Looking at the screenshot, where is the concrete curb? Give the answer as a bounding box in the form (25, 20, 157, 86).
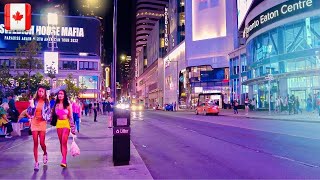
(219, 113, 320, 123)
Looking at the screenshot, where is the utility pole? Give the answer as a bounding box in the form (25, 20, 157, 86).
(112, 0, 117, 102)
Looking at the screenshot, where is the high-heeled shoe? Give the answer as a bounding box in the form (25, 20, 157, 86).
(60, 161, 67, 168)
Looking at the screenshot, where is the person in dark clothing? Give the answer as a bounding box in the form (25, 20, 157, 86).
(89, 102, 93, 116)
(105, 97, 114, 128)
(7, 99, 19, 123)
(93, 103, 97, 122)
(102, 101, 107, 115)
(233, 100, 239, 114)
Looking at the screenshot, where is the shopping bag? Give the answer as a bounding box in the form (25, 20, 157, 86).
(11, 123, 21, 136)
(70, 136, 80, 157)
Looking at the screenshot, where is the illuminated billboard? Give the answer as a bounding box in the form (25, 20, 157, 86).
(44, 52, 59, 74)
(237, 0, 254, 28)
(192, 0, 227, 41)
(79, 76, 98, 89)
(0, 13, 101, 55)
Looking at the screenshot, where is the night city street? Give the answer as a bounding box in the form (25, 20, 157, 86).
(1, 0, 320, 179)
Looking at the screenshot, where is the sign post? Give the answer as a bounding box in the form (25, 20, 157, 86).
(265, 74, 274, 114)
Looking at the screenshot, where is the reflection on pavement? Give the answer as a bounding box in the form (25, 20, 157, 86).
(132, 111, 144, 121)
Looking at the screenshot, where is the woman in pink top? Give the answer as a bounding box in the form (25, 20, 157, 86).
(53, 90, 75, 168)
(72, 99, 81, 133)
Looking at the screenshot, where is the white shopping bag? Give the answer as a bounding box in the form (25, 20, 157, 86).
(11, 123, 21, 136)
(70, 135, 80, 157)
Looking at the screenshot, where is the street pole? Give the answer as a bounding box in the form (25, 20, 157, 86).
(176, 61, 179, 111)
(112, 0, 117, 102)
(268, 78, 271, 115)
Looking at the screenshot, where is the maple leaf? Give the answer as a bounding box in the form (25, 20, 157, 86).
(12, 11, 23, 23)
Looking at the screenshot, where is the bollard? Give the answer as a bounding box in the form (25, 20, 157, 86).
(112, 107, 130, 166)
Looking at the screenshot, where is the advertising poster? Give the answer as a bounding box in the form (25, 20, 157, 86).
(0, 13, 101, 55)
(79, 75, 98, 89)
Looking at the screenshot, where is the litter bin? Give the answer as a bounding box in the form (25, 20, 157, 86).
(112, 108, 130, 166)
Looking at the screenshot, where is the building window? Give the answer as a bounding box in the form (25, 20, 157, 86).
(0, 59, 13, 68)
(59, 61, 77, 70)
(79, 61, 98, 70)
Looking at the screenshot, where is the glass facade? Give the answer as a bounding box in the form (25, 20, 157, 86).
(183, 66, 230, 108)
(244, 15, 320, 109)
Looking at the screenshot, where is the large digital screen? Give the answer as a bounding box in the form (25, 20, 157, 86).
(0, 13, 101, 55)
(237, 0, 254, 28)
(79, 76, 98, 89)
(192, 0, 227, 41)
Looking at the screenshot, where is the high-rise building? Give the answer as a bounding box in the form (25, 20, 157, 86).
(135, 0, 169, 76)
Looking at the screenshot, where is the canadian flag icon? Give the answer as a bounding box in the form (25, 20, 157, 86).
(4, 3, 31, 31)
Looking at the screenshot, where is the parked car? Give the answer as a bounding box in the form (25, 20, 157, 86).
(164, 104, 174, 111)
(195, 101, 219, 115)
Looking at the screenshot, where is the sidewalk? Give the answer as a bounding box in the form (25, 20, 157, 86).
(0, 115, 153, 179)
(174, 108, 320, 123)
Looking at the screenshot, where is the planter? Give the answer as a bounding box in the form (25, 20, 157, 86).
(15, 101, 29, 114)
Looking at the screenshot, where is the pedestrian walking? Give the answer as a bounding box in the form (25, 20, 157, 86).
(295, 96, 302, 114)
(53, 90, 76, 168)
(275, 97, 281, 113)
(106, 97, 114, 128)
(27, 86, 51, 170)
(72, 99, 81, 133)
(233, 100, 239, 114)
(93, 102, 98, 122)
(88, 101, 93, 116)
(244, 97, 249, 115)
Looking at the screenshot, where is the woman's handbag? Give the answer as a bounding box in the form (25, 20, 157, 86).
(50, 113, 57, 126)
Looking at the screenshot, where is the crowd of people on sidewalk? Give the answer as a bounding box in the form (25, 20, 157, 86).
(0, 85, 115, 171)
(230, 92, 320, 116)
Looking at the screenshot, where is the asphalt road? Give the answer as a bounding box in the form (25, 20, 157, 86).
(130, 110, 320, 179)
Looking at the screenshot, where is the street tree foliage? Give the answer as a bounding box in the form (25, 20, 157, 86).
(11, 38, 42, 93)
(14, 72, 50, 95)
(0, 63, 13, 97)
(45, 61, 57, 85)
(64, 74, 87, 99)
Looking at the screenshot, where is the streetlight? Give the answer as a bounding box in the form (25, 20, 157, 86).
(120, 55, 126, 61)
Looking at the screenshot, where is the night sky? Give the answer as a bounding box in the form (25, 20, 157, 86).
(100, 0, 134, 65)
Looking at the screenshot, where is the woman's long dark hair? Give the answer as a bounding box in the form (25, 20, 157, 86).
(35, 86, 49, 105)
(54, 90, 70, 109)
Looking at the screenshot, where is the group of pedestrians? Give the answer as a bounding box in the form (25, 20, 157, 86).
(27, 86, 76, 170)
(1, 85, 116, 171)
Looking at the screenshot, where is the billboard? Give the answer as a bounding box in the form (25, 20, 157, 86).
(44, 52, 59, 74)
(200, 69, 225, 81)
(237, 0, 254, 28)
(192, 0, 226, 41)
(0, 13, 101, 55)
(79, 75, 98, 90)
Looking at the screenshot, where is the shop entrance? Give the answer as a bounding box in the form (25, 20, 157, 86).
(198, 93, 222, 108)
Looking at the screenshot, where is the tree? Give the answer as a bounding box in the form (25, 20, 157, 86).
(0, 63, 13, 97)
(14, 72, 50, 95)
(45, 61, 57, 88)
(11, 39, 42, 93)
(65, 74, 87, 99)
